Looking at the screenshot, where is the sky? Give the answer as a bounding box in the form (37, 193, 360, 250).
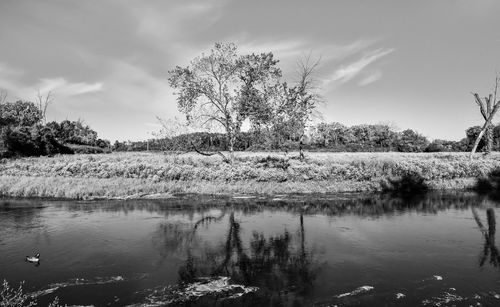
(1, 0, 500, 142)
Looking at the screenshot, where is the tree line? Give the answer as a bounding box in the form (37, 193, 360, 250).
(0, 95, 110, 158)
(112, 122, 493, 153)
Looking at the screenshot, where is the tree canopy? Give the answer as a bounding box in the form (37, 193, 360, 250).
(168, 43, 321, 161)
(168, 43, 282, 158)
(0, 100, 42, 127)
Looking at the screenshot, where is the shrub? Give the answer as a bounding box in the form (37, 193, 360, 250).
(255, 156, 290, 170)
(474, 168, 500, 192)
(381, 171, 429, 193)
(2, 125, 73, 157)
(67, 144, 109, 154)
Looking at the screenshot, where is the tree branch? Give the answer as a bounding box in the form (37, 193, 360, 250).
(473, 93, 488, 120)
(190, 141, 230, 163)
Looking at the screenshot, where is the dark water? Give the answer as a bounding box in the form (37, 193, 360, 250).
(1, 192, 500, 306)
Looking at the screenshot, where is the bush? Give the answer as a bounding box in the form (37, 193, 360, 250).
(2, 125, 73, 157)
(474, 168, 500, 192)
(67, 144, 110, 154)
(381, 171, 429, 193)
(256, 155, 290, 170)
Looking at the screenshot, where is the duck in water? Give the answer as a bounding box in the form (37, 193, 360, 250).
(26, 253, 40, 265)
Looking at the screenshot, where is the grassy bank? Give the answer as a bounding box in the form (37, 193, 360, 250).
(0, 151, 498, 199)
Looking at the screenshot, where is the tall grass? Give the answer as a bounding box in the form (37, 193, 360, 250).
(0, 152, 497, 198)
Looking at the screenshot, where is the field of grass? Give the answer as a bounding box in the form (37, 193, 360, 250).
(0, 151, 499, 199)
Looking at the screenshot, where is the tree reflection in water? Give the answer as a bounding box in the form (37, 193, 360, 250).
(472, 207, 500, 267)
(176, 211, 317, 306)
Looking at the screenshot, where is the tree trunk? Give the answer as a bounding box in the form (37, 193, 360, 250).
(485, 124, 493, 154)
(299, 140, 305, 160)
(470, 128, 487, 159)
(487, 208, 496, 238)
(228, 132, 235, 163)
(470, 106, 499, 159)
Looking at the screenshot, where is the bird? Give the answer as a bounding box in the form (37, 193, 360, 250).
(26, 253, 40, 263)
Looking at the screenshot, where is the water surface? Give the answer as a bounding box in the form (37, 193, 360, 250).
(1, 192, 500, 306)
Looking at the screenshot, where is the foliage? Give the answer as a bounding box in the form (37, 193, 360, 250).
(425, 139, 466, 152)
(395, 129, 429, 152)
(466, 126, 486, 152)
(474, 168, 500, 192)
(167, 43, 323, 159)
(0, 101, 42, 128)
(248, 56, 322, 152)
(3, 125, 73, 157)
(0, 100, 107, 157)
(67, 144, 110, 154)
(143, 120, 500, 154)
(381, 171, 429, 193)
(0, 280, 35, 307)
(0, 279, 62, 307)
(168, 43, 282, 156)
(46, 120, 99, 146)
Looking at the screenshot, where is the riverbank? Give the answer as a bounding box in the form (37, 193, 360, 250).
(0, 151, 498, 199)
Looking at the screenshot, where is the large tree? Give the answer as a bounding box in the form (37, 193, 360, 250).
(168, 43, 281, 161)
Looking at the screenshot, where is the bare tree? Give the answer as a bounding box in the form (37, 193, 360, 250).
(470, 75, 500, 160)
(295, 54, 323, 160)
(35, 89, 54, 124)
(0, 89, 7, 104)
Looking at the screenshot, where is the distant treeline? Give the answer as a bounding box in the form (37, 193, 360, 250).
(1, 99, 496, 157)
(113, 123, 497, 153)
(0, 100, 110, 157)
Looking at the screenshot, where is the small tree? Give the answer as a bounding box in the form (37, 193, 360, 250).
(470, 75, 500, 159)
(395, 129, 429, 152)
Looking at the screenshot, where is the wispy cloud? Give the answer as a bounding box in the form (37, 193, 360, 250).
(324, 48, 394, 86)
(0, 62, 103, 102)
(321, 39, 377, 63)
(37, 78, 103, 96)
(130, 0, 226, 41)
(358, 71, 383, 86)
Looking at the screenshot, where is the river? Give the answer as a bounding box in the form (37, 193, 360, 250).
(1, 192, 500, 306)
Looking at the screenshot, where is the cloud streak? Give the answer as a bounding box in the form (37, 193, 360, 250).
(324, 48, 394, 86)
(358, 71, 383, 86)
(0, 62, 103, 106)
(37, 78, 103, 96)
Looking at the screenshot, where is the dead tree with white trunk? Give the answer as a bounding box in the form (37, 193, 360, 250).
(470, 76, 500, 160)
